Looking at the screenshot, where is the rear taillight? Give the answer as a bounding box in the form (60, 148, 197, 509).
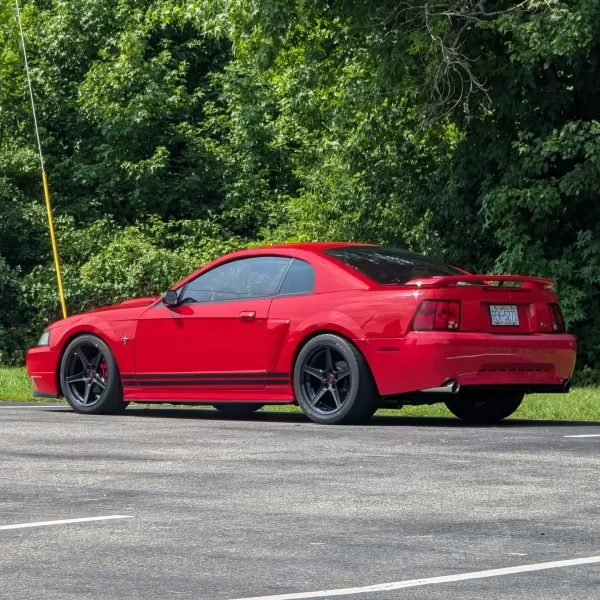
(548, 303, 566, 333)
(413, 300, 461, 331)
(413, 300, 436, 330)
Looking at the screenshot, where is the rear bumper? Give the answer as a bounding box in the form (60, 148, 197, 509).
(356, 332, 577, 396)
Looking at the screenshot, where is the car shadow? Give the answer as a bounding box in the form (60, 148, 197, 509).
(105, 405, 600, 428)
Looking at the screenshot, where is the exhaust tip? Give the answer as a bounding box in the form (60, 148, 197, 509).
(445, 380, 460, 394)
(420, 380, 461, 394)
(563, 380, 573, 393)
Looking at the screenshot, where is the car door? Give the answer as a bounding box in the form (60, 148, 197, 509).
(134, 256, 292, 392)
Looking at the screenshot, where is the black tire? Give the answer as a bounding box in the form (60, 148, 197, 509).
(293, 334, 379, 424)
(212, 403, 264, 417)
(444, 390, 524, 424)
(60, 334, 129, 414)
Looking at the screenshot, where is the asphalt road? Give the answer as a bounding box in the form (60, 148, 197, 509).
(1, 402, 599, 600)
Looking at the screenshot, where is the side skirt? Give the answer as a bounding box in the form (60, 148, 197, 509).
(123, 390, 295, 403)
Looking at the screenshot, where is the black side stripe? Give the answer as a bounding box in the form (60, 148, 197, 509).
(121, 372, 288, 381)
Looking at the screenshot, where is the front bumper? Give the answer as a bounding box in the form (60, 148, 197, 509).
(356, 332, 577, 397)
(26, 345, 61, 397)
(33, 390, 59, 399)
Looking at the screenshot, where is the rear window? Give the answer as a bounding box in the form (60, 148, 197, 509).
(278, 259, 315, 296)
(324, 246, 463, 285)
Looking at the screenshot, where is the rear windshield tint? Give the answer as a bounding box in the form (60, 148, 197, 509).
(324, 246, 463, 285)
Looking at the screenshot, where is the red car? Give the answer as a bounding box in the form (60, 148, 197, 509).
(26, 243, 576, 424)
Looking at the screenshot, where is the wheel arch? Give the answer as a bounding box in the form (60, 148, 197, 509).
(289, 329, 379, 394)
(55, 329, 114, 397)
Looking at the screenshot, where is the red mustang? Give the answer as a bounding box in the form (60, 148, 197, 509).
(26, 243, 576, 424)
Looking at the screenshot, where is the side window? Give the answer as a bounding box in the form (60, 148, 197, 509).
(277, 259, 315, 296)
(180, 257, 291, 304)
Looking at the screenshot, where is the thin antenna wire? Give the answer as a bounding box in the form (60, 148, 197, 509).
(14, 0, 68, 319)
(14, 0, 44, 172)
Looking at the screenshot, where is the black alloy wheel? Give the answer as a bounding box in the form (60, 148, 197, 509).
(294, 334, 378, 424)
(444, 390, 524, 424)
(300, 345, 352, 414)
(60, 334, 128, 414)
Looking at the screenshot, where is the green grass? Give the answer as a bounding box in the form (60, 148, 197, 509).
(1, 366, 598, 421)
(265, 390, 600, 422)
(0, 367, 67, 403)
(0, 367, 40, 402)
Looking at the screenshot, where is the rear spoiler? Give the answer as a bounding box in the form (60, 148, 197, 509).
(405, 275, 555, 290)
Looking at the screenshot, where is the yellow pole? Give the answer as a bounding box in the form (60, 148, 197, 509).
(14, 0, 68, 318)
(42, 172, 68, 319)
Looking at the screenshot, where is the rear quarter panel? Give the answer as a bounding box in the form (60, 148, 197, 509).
(269, 289, 424, 375)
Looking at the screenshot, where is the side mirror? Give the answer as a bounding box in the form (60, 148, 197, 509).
(162, 290, 179, 307)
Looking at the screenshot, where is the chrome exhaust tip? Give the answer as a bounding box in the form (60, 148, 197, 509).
(421, 380, 460, 394)
(563, 380, 573, 393)
(446, 380, 460, 394)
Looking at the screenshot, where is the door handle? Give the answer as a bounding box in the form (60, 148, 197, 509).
(238, 311, 256, 320)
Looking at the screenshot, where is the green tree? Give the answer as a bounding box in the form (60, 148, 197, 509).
(1, 0, 599, 378)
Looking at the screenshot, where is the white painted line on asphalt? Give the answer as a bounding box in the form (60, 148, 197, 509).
(0, 404, 65, 409)
(564, 434, 600, 438)
(0, 515, 133, 531)
(230, 555, 600, 600)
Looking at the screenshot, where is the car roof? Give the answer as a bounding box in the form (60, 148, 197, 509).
(262, 242, 372, 251)
(234, 242, 374, 255)
(171, 242, 377, 291)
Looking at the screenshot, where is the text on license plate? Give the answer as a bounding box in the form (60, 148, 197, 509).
(489, 305, 519, 326)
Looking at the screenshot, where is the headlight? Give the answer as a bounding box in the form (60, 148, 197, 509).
(37, 330, 51, 346)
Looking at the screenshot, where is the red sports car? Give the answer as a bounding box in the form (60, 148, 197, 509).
(26, 243, 576, 424)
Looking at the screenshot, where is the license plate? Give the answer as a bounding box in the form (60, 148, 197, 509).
(489, 304, 519, 326)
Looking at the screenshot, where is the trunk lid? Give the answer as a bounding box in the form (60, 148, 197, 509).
(404, 275, 558, 334)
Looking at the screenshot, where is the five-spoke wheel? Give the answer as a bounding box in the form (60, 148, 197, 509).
(300, 345, 352, 414)
(63, 343, 109, 408)
(60, 334, 128, 414)
(294, 334, 378, 424)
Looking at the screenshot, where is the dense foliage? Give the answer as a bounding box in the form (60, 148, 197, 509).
(0, 0, 598, 380)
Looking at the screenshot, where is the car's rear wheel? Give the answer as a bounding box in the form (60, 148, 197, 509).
(60, 334, 129, 414)
(293, 334, 378, 425)
(444, 390, 524, 424)
(212, 403, 264, 417)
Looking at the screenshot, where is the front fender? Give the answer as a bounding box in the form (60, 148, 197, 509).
(51, 317, 137, 382)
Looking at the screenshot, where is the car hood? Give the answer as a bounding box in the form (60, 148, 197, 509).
(47, 297, 159, 329)
(87, 297, 160, 313)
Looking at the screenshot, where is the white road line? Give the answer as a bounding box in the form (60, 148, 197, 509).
(0, 404, 64, 409)
(0, 515, 133, 531)
(230, 555, 600, 600)
(564, 434, 600, 438)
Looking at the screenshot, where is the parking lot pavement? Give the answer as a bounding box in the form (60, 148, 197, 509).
(1, 402, 599, 600)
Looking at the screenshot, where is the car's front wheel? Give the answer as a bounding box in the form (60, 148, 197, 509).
(60, 334, 129, 414)
(444, 390, 524, 424)
(293, 334, 378, 425)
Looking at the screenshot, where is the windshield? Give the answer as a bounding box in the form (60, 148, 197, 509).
(324, 246, 463, 285)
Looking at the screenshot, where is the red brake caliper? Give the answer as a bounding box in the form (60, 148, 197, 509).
(99, 359, 108, 381)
